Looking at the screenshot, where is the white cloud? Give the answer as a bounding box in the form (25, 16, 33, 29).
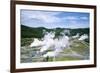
(80, 17, 88, 20)
(64, 16, 88, 20)
(26, 11, 62, 23)
(64, 16, 78, 20)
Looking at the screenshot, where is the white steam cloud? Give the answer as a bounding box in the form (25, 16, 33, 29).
(30, 30, 70, 57)
(78, 34, 88, 41)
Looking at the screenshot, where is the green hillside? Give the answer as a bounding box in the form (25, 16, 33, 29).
(21, 25, 89, 38)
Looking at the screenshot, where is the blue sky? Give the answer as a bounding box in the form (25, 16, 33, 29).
(21, 9, 90, 29)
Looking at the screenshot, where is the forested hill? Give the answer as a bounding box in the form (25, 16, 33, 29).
(21, 25, 89, 38)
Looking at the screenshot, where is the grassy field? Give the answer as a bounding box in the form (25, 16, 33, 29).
(21, 37, 89, 63)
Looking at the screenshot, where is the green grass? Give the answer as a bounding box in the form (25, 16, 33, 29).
(21, 38, 34, 46)
(70, 40, 89, 55)
(55, 56, 81, 61)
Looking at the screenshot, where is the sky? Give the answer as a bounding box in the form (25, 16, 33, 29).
(21, 9, 90, 29)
